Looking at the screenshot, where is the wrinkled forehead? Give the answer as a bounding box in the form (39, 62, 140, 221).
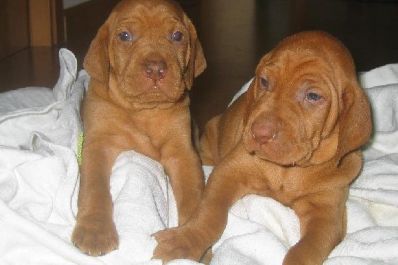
(257, 48, 334, 78)
(111, 0, 184, 25)
(257, 34, 356, 82)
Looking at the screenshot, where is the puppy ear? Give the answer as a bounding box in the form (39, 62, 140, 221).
(335, 82, 372, 161)
(83, 21, 110, 84)
(193, 39, 206, 77)
(184, 14, 207, 89)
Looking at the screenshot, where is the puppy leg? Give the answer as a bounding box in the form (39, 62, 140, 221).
(161, 142, 205, 225)
(199, 115, 221, 165)
(72, 140, 120, 256)
(154, 147, 252, 262)
(284, 189, 348, 265)
(200, 248, 213, 265)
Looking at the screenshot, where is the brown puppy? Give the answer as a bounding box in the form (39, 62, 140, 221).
(154, 31, 372, 265)
(71, 0, 206, 256)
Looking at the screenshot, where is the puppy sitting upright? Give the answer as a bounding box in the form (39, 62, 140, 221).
(72, 0, 206, 256)
(154, 31, 372, 265)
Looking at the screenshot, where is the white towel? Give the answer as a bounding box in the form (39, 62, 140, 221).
(0, 49, 397, 265)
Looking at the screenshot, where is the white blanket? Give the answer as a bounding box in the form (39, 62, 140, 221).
(0, 49, 397, 265)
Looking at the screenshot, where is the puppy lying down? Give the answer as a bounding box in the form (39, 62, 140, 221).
(154, 31, 372, 265)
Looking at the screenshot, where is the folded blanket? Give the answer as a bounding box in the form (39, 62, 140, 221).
(0, 49, 397, 265)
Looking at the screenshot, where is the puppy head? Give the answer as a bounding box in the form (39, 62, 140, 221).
(242, 31, 372, 167)
(84, 0, 206, 108)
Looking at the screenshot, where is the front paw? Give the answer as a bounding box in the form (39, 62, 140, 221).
(153, 227, 205, 262)
(72, 215, 119, 256)
(283, 242, 323, 265)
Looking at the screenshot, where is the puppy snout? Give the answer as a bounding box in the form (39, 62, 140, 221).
(143, 59, 167, 81)
(251, 119, 278, 144)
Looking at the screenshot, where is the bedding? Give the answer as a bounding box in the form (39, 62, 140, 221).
(0, 49, 397, 265)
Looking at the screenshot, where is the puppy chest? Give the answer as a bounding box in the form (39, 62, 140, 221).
(251, 168, 305, 205)
(129, 111, 190, 145)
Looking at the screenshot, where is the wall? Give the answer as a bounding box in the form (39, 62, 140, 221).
(0, 0, 29, 59)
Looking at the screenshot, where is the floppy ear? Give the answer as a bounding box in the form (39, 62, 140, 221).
(183, 14, 207, 89)
(83, 21, 111, 84)
(335, 82, 372, 161)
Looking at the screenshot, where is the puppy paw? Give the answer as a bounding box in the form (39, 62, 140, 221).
(283, 242, 322, 265)
(72, 216, 119, 256)
(153, 227, 205, 262)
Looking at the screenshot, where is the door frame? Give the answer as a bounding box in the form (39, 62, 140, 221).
(29, 0, 64, 46)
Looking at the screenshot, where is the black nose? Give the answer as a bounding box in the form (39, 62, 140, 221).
(143, 59, 167, 81)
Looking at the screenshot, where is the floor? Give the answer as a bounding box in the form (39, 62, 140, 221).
(1, 0, 398, 131)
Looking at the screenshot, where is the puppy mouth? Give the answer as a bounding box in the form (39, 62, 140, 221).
(122, 74, 184, 102)
(143, 80, 184, 101)
(245, 138, 310, 167)
(243, 125, 311, 167)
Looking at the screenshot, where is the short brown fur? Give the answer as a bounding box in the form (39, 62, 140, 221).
(154, 31, 372, 265)
(72, 0, 206, 256)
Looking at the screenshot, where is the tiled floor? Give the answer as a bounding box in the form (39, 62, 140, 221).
(1, 0, 398, 131)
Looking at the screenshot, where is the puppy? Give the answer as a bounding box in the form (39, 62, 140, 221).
(154, 31, 372, 265)
(72, 0, 206, 256)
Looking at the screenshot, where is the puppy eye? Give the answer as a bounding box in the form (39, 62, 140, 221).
(305, 92, 323, 102)
(171, 31, 183, 42)
(118, 31, 133, 42)
(259, 77, 269, 90)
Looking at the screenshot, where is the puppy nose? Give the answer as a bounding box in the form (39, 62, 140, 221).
(251, 119, 278, 144)
(143, 59, 167, 81)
